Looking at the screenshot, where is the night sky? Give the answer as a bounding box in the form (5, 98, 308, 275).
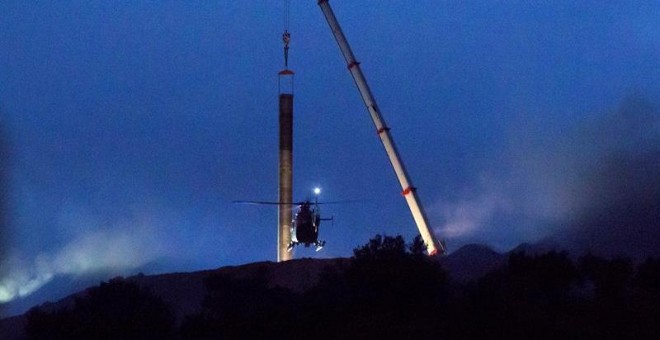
(1, 1, 659, 313)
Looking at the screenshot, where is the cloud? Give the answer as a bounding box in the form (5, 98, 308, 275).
(0, 220, 164, 303)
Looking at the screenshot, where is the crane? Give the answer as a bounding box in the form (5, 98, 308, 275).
(317, 0, 445, 255)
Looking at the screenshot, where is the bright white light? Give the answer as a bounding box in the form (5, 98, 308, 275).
(313, 187, 321, 195)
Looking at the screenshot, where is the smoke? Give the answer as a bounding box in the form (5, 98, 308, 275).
(433, 95, 660, 258)
(0, 221, 165, 303)
(434, 179, 513, 239)
(554, 96, 660, 259)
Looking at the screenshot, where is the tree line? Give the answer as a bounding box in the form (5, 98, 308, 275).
(26, 235, 660, 339)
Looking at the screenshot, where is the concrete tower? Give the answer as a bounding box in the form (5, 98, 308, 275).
(278, 70, 294, 262)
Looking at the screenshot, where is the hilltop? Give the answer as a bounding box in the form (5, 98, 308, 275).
(0, 241, 501, 339)
(3, 236, 659, 339)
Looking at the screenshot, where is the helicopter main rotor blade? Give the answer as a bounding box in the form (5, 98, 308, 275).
(233, 199, 366, 206)
(315, 199, 367, 205)
(232, 200, 303, 206)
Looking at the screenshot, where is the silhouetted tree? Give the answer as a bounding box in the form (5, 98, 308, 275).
(408, 235, 427, 258)
(300, 234, 448, 339)
(578, 255, 636, 337)
(352, 234, 407, 261)
(580, 254, 633, 301)
(635, 257, 660, 294)
(447, 251, 582, 338)
(26, 277, 175, 340)
(180, 272, 298, 339)
(629, 257, 660, 338)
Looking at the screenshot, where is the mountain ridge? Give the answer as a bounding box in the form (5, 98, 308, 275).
(0, 243, 516, 339)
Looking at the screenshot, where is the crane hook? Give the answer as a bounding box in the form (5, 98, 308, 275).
(282, 30, 291, 68)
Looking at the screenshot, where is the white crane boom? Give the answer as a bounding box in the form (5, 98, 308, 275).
(317, 0, 445, 255)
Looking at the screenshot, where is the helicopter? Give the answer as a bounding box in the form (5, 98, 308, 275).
(234, 187, 334, 252)
(287, 193, 333, 252)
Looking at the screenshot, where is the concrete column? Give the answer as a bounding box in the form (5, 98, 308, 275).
(278, 93, 293, 262)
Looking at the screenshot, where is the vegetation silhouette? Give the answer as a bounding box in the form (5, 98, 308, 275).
(180, 234, 447, 339)
(302, 235, 448, 339)
(23, 235, 660, 339)
(25, 277, 174, 340)
(180, 268, 298, 339)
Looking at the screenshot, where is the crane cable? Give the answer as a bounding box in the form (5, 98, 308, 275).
(282, 0, 291, 68)
(284, 0, 290, 30)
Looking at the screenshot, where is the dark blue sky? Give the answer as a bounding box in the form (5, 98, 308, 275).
(1, 1, 659, 310)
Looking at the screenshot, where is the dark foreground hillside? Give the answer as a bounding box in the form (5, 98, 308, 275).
(3, 235, 660, 339)
(0, 257, 348, 339)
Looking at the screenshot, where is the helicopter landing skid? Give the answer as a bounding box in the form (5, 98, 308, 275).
(287, 241, 325, 252)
